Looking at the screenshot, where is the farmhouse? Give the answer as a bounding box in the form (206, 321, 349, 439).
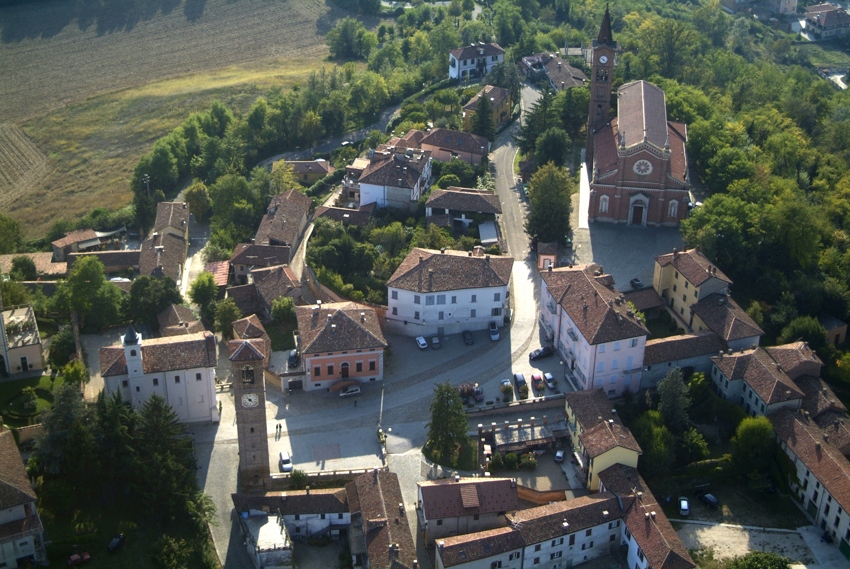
(285, 159, 334, 186)
(419, 129, 489, 166)
(358, 146, 432, 211)
(254, 189, 312, 249)
(50, 228, 100, 262)
(448, 42, 505, 80)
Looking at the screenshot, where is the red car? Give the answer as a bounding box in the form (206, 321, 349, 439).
(531, 374, 545, 391)
(67, 552, 91, 566)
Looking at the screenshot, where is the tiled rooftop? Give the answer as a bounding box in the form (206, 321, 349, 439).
(387, 247, 513, 293)
(417, 478, 518, 520)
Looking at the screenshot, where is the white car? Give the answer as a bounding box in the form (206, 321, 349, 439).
(339, 386, 361, 398)
(554, 450, 565, 463)
(678, 497, 690, 517)
(544, 372, 556, 389)
(416, 336, 428, 349)
(489, 321, 500, 341)
(279, 451, 293, 473)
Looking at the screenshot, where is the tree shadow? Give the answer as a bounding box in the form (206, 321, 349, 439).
(1, 0, 212, 43)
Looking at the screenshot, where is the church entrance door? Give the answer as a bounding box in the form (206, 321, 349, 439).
(631, 205, 644, 225)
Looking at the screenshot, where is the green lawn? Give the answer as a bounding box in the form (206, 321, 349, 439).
(41, 502, 216, 569)
(0, 375, 65, 427)
(266, 321, 297, 352)
(797, 40, 850, 67)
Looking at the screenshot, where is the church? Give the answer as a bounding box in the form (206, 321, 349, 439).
(585, 8, 690, 227)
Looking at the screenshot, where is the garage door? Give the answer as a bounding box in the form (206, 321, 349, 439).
(288, 379, 303, 390)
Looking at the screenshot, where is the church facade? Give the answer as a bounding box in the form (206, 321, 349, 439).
(585, 8, 690, 227)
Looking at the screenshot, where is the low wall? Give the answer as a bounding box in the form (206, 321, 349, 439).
(517, 485, 569, 505)
(268, 467, 383, 490)
(466, 393, 566, 418)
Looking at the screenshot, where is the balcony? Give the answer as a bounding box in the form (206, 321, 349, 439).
(546, 301, 557, 315)
(567, 328, 578, 342)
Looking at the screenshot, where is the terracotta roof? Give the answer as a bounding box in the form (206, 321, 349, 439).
(654, 248, 732, 288)
(160, 321, 206, 337)
(286, 160, 333, 176)
(437, 527, 524, 568)
(157, 304, 197, 330)
(0, 252, 67, 276)
(139, 232, 185, 281)
(644, 331, 726, 366)
(691, 294, 764, 343)
(814, 411, 850, 455)
(797, 375, 847, 417)
(205, 260, 230, 287)
(387, 248, 513, 293)
(592, 117, 688, 184)
(506, 493, 623, 545)
(579, 420, 642, 459)
(314, 202, 376, 226)
(772, 409, 850, 516)
(543, 55, 587, 90)
(346, 470, 417, 569)
(233, 314, 268, 341)
(806, 3, 850, 27)
(540, 264, 649, 345)
(622, 287, 665, 312)
(419, 128, 488, 156)
(295, 302, 387, 355)
(359, 148, 430, 190)
(765, 342, 823, 380)
(153, 202, 189, 233)
(710, 347, 804, 406)
(100, 331, 216, 376)
(597, 464, 695, 569)
(255, 189, 312, 247)
(228, 339, 267, 362)
(67, 250, 140, 273)
(418, 478, 518, 520)
(231, 488, 348, 517)
(425, 187, 502, 214)
(565, 388, 620, 432)
(537, 242, 558, 256)
(617, 81, 669, 149)
(0, 431, 36, 510)
(230, 243, 291, 267)
(226, 264, 300, 317)
(463, 85, 512, 112)
(51, 228, 98, 249)
(449, 42, 505, 61)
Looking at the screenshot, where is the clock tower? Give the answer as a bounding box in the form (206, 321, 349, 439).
(586, 5, 618, 168)
(230, 339, 270, 491)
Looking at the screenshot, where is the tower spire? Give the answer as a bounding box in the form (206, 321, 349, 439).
(598, 4, 613, 46)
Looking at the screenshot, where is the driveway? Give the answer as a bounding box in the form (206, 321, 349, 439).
(181, 214, 211, 299)
(79, 327, 125, 401)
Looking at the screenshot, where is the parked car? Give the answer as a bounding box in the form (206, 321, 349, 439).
(431, 336, 441, 349)
(529, 346, 555, 361)
(339, 386, 361, 398)
(107, 534, 125, 553)
(67, 552, 91, 566)
(463, 330, 474, 345)
(416, 336, 428, 349)
(279, 451, 293, 472)
(489, 321, 500, 341)
(522, 184, 529, 198)
(630, 278, 643, 289)
(695, 490, 719, 508)
(678, 497, 690, 517)
(544, 372, 556, 389)
(287, 349, 300, 369)
(554, 450, 565, 463)
(531, 373, 545, 391)
(458, 383, 484, 402)
(513, 373, 527, 387)
(501, 378, 512, 389)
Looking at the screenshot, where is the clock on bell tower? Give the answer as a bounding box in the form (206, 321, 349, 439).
(230, 339, 271, 491)
(586, 5, 619, 168)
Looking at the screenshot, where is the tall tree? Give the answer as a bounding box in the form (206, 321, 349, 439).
(427, 380, 469, 464)
(54, 256, 121, 329)
(10, 255, 36, 281)
(35, 383, 88, 475)
(524, 163, 573, 244)
(632, 410, 675, 479)
(184, 181, 212, 222)
(189, 272, 219, 324)
(326, 17, 367, 60)
(0, 213, 22, 254)
(534, 127, 570, 166)
(514, 85, 557, 155)
(732, 416, 776, 482)
(215, 298, 242, 338)
(657, 368, 691, 433)
(471, 91, 496, 142)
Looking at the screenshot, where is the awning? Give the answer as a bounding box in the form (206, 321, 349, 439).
(329, 380, 360, 392)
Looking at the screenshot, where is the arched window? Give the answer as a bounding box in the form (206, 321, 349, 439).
(241, 365, 254, 384)
(596, 104, 602, 117)
(599, 195, 609, 213)
(668, 200, 678, 218)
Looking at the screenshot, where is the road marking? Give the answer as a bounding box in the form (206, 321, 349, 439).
(379, 387, 385, 426)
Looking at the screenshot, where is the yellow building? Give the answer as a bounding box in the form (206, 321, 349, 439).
(565, 389, 642, 492)
(282, 160, 334, 186)
(463, 85, 513, 132)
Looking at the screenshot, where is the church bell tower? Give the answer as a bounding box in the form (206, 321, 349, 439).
(586, 5, 618, 168)
(231, 339, 271, 491)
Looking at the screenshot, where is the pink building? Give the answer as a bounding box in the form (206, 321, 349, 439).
(295, 302, 388, 392)
(539, 264, 648, 397)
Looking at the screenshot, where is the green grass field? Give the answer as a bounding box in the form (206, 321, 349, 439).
(0, 374, 65, 427)
(797, 40, 850, 67)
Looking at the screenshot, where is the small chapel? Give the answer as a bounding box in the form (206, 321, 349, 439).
(585, 7, 690, 227)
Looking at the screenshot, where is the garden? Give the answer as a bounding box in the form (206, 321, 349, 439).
(0, 374, 65, 428)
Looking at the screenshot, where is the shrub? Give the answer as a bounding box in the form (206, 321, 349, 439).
(519, 384, 529, 400)
(505, 452, 518, 470)
(290, 469, 308, 489)
(500, 382, 513, 402)
(488, 451, 503, 471)
(521, 452, 538, 470)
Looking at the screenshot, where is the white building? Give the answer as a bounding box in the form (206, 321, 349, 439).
(100, 326, 220, 423)
(359, 147, 432, 211)
(449, 43, 506, 80)
(539, 264, 648, 397)
(385, 247, 513, 337)
(0, 431, 48, 569)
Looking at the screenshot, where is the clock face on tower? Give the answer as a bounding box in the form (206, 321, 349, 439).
(241, 393, 259, 408)
(598, 55, 608, 64)
(633, 160, 653, 176)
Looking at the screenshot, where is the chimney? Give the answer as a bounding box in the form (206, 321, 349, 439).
(454, 475, 460, 482)
(562, 521, 570, 532)
(597, 415, 603, 423)
(673, 248, 679, 259)
(603, 510, 609, 518)
(695, 245, 700, 253)
(637, 492, 643, 500)
(441, 248, 446, 254)
(548, 265, 553, 272)
(650, 511, 657, 520)
(511, 478, 517, 488)
(332, 324, 336, 333)
(419, 255, 423, 263)
(517, 418, 523, 428)
(317, 300, 322, 306)
(530, 417, 535, 427)
(429, 269, 434, 290)
(824, 434, 830, 443)
(485, 255, 490, 263)
(399, 503, 405, 515)
(543, 415, 548, 425)
(361, 312, 366, 323)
